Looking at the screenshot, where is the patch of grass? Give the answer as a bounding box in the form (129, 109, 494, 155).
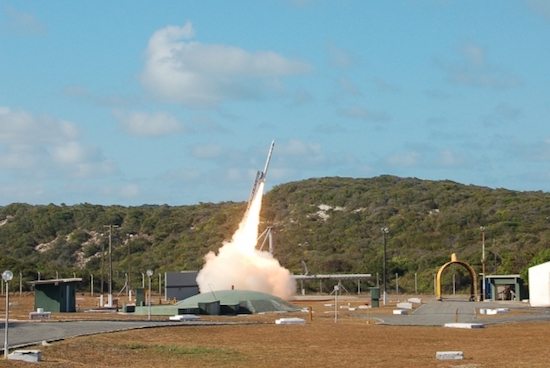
(152, 345, 236, 357)
(125, 342, 146, 350)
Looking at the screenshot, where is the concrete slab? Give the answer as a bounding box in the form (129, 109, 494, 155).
(396, 302, 413, 309)
(444, 323, 484, 329)
(8, 350, 41, 362)
(169, 314, 201, 321)
(436, 351, 463, 360)
(275, 318, 306, 325)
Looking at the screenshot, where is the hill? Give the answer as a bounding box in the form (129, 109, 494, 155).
(1, 175, 549, 294)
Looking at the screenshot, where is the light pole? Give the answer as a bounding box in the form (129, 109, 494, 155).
(127, 234, 133, 294)
(104, 224, 119, 307)
(146, 269, 153, 320)
(480, 226, 486, 301)
(381, 227, 389, 306)
(2, 270, 13, 358)
(334, 284, 339, 323)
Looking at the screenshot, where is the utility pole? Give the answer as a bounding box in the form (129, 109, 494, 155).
(104, 224, 119, 307)
(127, 234, 133, 294)
(480, 226, 486, 301)
(381, 227, 389, 306)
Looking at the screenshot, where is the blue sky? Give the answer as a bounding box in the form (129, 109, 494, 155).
(1, 0, 550, 206)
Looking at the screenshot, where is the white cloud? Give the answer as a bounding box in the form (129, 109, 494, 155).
(289, 89, 315, 106)
(51, 141, 92, 164)
(99, 184, 141, 199)
(0, 107, 79, 144)
(522, 138, 550, 161)
(191, 143, 223, 159)
(113, 110, 184, 136)
(386, 151, 422, 167)
(526, 0, 550, 20)
(279, 139, 321, 156)
(435, 149, 467, 167)
(3, 5, 48, 37)
(385, 148, 470, 168)
(159, 168, 201, 182)
(140, 22, 312, 108)
(337, 77, 361, 95)
(276, 139, 328, 170)
(326, 41, 360, 69)
(373, 77, 401, 93)
(339, 104, 391, 122)
(0, 182, 46, 203)
(482, 103, 521, 127)
(62, 85, 136, 108)
(0, 106, 117, 178)
(0, 144, 40, 169)
(434, 42, 521, 89)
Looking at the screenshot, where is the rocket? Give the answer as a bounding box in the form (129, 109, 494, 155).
(260, 140, 274, 181)
(247, 140, 275, 208)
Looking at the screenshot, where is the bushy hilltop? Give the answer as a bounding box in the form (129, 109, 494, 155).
(1, 175, 549, 293)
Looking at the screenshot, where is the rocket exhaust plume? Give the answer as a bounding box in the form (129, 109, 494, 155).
(196, 142, 296, 300)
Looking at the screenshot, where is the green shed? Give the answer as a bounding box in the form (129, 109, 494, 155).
(29, 278, 82, 313)
(485, 274, 526, 301)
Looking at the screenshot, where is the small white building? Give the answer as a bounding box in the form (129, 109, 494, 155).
(528, 261, 550, 307)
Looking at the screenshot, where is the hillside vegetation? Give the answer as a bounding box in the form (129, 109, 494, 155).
(1, 175, 549, 294)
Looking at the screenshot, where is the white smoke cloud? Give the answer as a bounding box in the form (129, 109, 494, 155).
(196, 181, 296, 300)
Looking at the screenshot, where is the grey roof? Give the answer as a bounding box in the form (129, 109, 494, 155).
(28, 278, 82, 285)
(176, 290, 302, 314)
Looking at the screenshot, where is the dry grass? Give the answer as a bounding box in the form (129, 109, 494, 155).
(0, 293, 549, 367)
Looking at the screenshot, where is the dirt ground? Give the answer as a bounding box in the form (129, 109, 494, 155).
(0, 292, 549, 367)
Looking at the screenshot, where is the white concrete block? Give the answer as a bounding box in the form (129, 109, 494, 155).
(407, 298, 422, 304)
(436, 351, 463, 360)
(324, 303, 334, 307)
(486, 309, 498, 315)
(479, 308, 487, 314)
(348, 307, 356, 311)
(8, 350, 41, 363)
(358, 305, 371, 309)
(275, 317, 306, 325)
(29, 311, 51, 320)
(444, 323, 484, 329)
(393, 309, 408, 315)
(169, 314, 201, 321)
(396, 302, 413, 309)
(496, 308, 509, 313)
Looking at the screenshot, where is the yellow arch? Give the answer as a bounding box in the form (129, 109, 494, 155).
(436, 253, 478, 301)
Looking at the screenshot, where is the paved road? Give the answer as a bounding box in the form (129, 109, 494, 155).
(369, 299, 550, 326)
(0, 320, 247, 353)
